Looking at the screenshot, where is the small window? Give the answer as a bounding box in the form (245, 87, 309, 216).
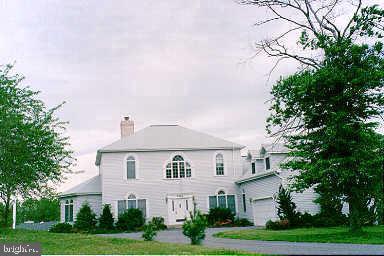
(64, 199, 73, 222)
(265, 157, 270, 170)
(127, 156, 136, 179)
(252, 162, 256, 174)
(215, 154, 224, 175)
(242, 190, 246, 212)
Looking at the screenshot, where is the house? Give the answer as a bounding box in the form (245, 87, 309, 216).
(59, 117, 319, 226)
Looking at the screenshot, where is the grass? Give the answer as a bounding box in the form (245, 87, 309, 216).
(215, 225, 384, 244)
(0, 229, 255, 255)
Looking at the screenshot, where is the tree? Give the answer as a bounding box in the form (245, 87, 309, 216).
(0, 64, 73, 227)
(98, 204, 114, 230)
(16, 197, 60, 224)
(276, 185, 299, 226)
(74, 203, 97, 231)
(240, 1, 384, 231)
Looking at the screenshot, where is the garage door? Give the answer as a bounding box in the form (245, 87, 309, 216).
(252, 197, 277, 226)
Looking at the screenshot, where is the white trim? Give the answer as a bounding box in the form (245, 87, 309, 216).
(213, 151, 226, 176)
(162, 152, 194, 179)
(122, 153, 139, 180)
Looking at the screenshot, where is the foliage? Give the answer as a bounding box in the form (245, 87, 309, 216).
(0, 64, 73, 227)
(275, 186, 300, 227)
(265, 219, 290, 230)
(142, 221, 157, 241)
(240, 0, 384, 232)
(73, 203, 97, 231)
(98, 204, 114, 230)
(233, 218, 253, 227)
(3, 229, 247, 255)
(207, 207, 235, 226)
(17, 197, 59, 224)
(116, 208, 144, 231)
(314, 185, 344, 221)
(182, 210, 208, 245)
(150, 216, 167, 230)
(215, 225, 384, 244)
(49, 222, 73, 233)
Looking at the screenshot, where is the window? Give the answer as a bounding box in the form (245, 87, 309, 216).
(127, 156, 136, 179)
(64, 199, 73, 222)
(242, 190, 246, 212)
(252, 162, 256, 174)
(165, 155, 192, 179)
(208, 190, 236, 213)
(117, 194, 147, 218)
(265, 157, 270, 170)
(215, 154, 224, 175)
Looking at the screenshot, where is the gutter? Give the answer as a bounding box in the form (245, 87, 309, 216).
(58, 192, 102, 198)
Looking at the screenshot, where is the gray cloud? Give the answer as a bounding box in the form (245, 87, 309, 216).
(1, 0, 368, 191)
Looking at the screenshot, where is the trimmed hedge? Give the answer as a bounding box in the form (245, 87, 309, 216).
(49, 222, 73, 233)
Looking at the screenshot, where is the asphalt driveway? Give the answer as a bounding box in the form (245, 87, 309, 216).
(99, 227, 384, 255)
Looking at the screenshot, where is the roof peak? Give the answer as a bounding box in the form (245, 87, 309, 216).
(149, 124, 179, 127)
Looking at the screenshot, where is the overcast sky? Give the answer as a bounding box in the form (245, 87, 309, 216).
(1, 0, 376, 192)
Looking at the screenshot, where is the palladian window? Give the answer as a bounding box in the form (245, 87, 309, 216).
(118, 194, 147, 217)
(208, 190, 236, 213)
(215, 153, 224, 175)
(165, 155, 192, 179)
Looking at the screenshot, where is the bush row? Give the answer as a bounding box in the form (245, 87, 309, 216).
(266, 212, 349, 230)
(206, 207, 253, 227)
(49, 203, 167, 233)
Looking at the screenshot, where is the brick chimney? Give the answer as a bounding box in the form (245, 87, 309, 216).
(120, 116, 134, 138)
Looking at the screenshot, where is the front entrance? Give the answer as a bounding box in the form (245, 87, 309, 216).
(167, 195, 194, 225)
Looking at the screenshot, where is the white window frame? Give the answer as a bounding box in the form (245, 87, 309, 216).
(213, 152, 225, 176)
(64, 199, 74, 222)
(163, 153, 193, 180)
(122, 153, 139, 180)
(115, 193, 149, 219)
(207, 189, 237, 213)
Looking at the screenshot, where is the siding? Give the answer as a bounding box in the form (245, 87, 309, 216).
(100, 149, 243, 224)
(60, 195, 102, 222)
(238, 171, 320, 224)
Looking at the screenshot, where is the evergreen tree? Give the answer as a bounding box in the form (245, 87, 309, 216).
(98, 204, 114, 230)
(74, 203, 97, 231)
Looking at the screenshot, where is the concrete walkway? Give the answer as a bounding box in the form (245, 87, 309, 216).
(99, 227, 384, 255)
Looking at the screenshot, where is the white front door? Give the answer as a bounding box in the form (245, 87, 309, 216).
(167, 196, 194, 225)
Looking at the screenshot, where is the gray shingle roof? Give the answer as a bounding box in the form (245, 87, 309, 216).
(96, 125, 244, 165)
(60, 175, 101, 197)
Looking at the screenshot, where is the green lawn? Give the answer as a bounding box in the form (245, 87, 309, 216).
(0, 229, 254, 255)
(215, 225, 384, 244)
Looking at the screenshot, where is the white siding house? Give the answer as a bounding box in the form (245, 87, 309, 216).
(59, 117, 322, 226)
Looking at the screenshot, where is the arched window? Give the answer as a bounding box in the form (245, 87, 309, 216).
(126, 156, 136, 179)
(215, 154, 224, 175)
(208, 190, 236, 213)
(64, 199, 73, 222)
(165, 155, 192, 179)
(118, 194, 147, 218)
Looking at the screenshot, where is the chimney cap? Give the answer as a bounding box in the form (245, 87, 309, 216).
(123, 116, 130, 121)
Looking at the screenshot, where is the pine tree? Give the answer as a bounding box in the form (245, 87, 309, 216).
(98, 204, 114, 230)
(74, 203, 96, 231)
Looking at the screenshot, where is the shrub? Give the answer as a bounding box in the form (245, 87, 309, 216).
(276, 185, 300, 227)
(207, 208, 235, 226)
(116, 208, 145, 231)
(49, 222, 73, 233)
(298, 212, 314, 227)
(182, 210, 208, 245)
(99, 204, 114, 230)
(74, 203, 97, 231)
(233, 218, 253, 227)
(265, 219, 290, 230)
(142, 221, 157, 241)
(151, 216, 167, 230)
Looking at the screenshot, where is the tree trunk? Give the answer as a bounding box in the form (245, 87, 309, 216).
(348, 195, 364, 233)
(2, 196, 11, 228)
